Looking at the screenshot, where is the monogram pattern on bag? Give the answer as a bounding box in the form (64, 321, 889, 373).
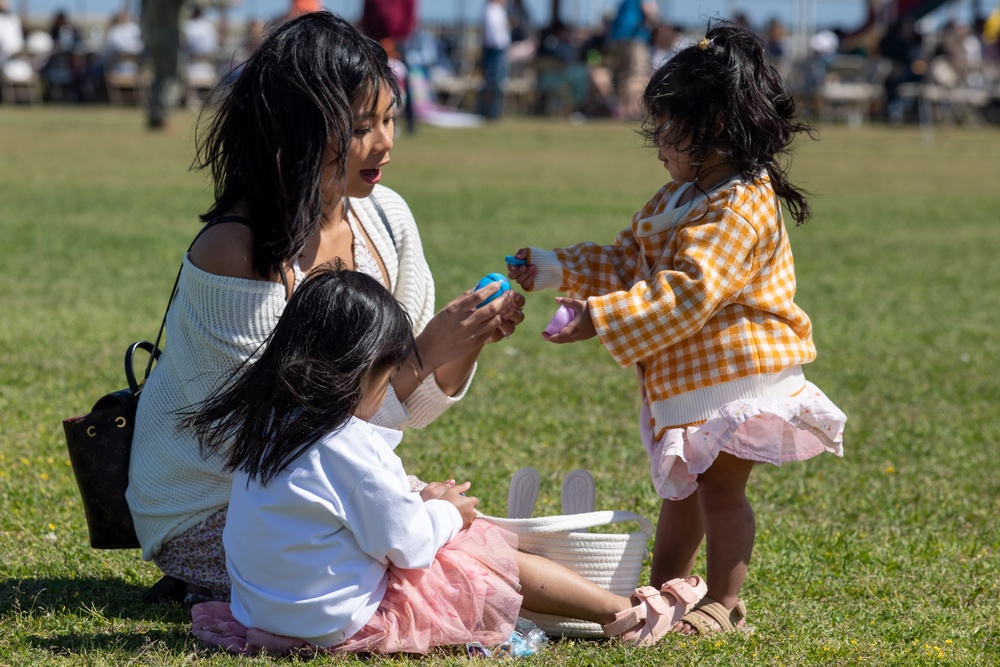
(64, 392, 140, 549)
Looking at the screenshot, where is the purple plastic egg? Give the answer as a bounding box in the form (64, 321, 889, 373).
(544, 304, 576, 335)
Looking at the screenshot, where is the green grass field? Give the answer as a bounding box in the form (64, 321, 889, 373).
(1, 106, 999, 666)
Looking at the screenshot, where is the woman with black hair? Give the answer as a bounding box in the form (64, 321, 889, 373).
(127, 11, 525, 603)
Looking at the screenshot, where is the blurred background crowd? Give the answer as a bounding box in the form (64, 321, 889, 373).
(2, 0, 999, 129)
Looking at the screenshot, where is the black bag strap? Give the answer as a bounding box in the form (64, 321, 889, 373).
(126, 341, 158, 395)
(140, 215, 277, 384)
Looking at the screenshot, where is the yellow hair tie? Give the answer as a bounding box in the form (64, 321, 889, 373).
(698, 37, 713, 50)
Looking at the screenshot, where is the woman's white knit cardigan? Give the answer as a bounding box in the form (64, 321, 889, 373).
(126, 185, 473, 560)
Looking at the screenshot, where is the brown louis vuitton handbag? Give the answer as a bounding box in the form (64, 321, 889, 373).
(62, 340, 160, 549)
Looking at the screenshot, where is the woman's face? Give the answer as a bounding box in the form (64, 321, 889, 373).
(323, 84, 396, 204)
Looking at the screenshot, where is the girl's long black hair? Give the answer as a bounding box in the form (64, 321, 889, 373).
(641, 20, 815, 224)
(193, 12, 401, 280)
(181, 268, 417, 485)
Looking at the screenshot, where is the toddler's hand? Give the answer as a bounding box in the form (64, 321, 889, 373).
(439, 481, 478, 530)
(542, 297, 597, 344)
(506, 249, 536, 292)
(419, 479, 456, 501)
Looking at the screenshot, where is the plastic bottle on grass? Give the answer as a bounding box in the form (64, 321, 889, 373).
(494, 618, 548, 658)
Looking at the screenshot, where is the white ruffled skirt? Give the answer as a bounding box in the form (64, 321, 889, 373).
(642, 381, 846, 500)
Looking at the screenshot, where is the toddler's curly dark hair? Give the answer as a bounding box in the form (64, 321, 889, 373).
(641, 20, 815, 224)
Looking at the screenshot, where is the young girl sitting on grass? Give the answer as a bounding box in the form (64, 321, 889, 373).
(507, 22, 847, 636)
(185, 267, 708, 655)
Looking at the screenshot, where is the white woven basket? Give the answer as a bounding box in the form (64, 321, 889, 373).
(480, 509, 654, 638)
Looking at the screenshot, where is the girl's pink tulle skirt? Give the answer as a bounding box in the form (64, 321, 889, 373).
(191, 520, 523, 656)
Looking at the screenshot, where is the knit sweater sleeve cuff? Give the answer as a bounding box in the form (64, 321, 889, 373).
(528, 248, 563, 292)
(403, 363, 477, 429)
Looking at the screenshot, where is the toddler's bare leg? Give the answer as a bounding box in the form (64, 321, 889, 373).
(516, 551, 631, 625)
(650, 493, 705, 588)
(696, 452, 755, 610)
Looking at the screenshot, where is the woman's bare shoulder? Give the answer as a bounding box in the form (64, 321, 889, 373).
(188, 221, 258, 280)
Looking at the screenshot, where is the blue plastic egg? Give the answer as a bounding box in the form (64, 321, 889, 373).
(474, 273, 510, 308)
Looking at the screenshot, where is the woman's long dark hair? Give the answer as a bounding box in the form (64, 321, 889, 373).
(193, 12, 401, 279)
(641, 21, 815, 224)
(181, 268, 417, 485)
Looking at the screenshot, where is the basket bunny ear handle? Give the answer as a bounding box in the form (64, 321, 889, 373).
(507, 467, 541, 519)
(561, 469, 595, 515)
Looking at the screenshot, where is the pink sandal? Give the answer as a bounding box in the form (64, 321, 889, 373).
(602, 576, 707, 646)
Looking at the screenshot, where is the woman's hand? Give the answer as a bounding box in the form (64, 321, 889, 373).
(541, 297, 597, 344)
(438, 482, 478, 530)
(484, 289, 526, 343)
(414, 284, 519, 373)
(391, 281, 526, 400)
(506, 248, 536, 292)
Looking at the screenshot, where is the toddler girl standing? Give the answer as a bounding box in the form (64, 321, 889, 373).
(508, 22, 846, 635)
(186, 268, 711, 655)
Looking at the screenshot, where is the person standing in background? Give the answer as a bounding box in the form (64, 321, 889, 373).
(0, 0, 24, 67)
(142, 0, 184, 130)
(283, 0, 322, 21)
(477, 0, 510, 120)
(360, 0, 417, 133)
(507, 0, 531, 45)
(764, 17, 789, 79)
(605, 0, 657, 120)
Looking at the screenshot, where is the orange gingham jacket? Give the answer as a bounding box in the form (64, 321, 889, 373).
(528, 173, 817, 434)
